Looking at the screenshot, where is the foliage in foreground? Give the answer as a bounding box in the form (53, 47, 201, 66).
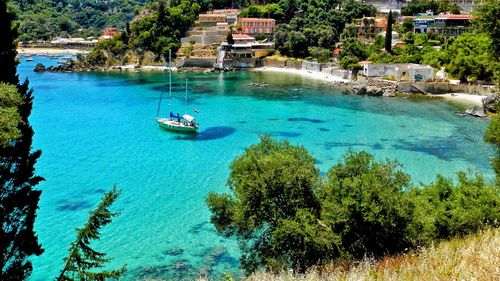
(58, 186, 125, 281)
(246, 227, 500, 281)
(206, 136, 500, 274)
(485, 114, 500, 181)
(1, 0, 44, 279)
(0, 83, 22, 146)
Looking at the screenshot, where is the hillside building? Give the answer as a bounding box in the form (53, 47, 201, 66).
(412, 13, 471, 36)
(354, 17, 387, 38)
(238, 18, 276, 34)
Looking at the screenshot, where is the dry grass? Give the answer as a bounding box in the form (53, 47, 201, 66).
(246, 228, 500, 281)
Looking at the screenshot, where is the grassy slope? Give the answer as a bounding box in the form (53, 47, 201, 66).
(246, 228, 500, 281)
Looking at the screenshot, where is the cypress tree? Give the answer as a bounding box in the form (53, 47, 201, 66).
(57, 187, 125, 281)
(0, 0, 19, 84)
(385, 10, 393, 53)
(0, 0, 44, 279)
(227, 31, 234, 45)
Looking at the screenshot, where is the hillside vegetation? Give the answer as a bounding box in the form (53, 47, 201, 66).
(8, 0, 151, 41)
(246, 227, 500, 281)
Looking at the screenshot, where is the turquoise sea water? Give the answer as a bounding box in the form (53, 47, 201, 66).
(18, 56, 493, 280)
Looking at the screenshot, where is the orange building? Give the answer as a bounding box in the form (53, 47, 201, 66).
(199, 14, 227, 26)
(99, 28, 120, 41)
(354, 17, 387, 37)
(238, 18, 276, 34)
(232, 34, 255, 44)
(212, 9, 239, 15)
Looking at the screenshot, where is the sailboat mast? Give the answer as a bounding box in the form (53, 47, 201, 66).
(185, 78, 188, 114)
(155, 49, 172, 118)
(169, 49, 172, 106)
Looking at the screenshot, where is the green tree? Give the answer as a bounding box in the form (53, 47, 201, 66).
(408, 172, 500, 246)
(319, 150, 413, 258)
(445, 33, 494, 82)
(206, 136, 333, 273)
(0, 1, 44, 279)
(57, 187, 125, 281)
(385, 10, 393, 53)
(283, 31, 308, 57)
(0, 83, 22, 147)
(401, 0, 439, 16)
(402, 18, 414, 33)
(474, 0, 500, 54)
(339, 38, 368, 65)
(474, 0, 500, 83)
(484, 115, 500, 180)
(308, 46, 331, 62)
(226, 31, 234, 45)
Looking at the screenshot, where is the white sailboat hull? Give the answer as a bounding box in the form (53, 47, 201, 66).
(156, 118, 198, 133)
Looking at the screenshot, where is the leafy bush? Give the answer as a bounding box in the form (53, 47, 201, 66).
(206, 135, 326, 273)
(408, 173, 500, 246)
(308, 47, 331, 62)
(207, 136, 500, 275)
(485, 115, 500, 179)
(320, 151, 414, 258)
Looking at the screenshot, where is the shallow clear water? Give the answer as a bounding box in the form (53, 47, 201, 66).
(18, 56, 493, 280)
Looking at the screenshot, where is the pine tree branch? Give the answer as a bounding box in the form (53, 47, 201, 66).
(57, 186, 124, 281)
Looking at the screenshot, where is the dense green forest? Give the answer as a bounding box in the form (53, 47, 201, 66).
(86, 0, 377, 64)
(8, 0, 151, 41)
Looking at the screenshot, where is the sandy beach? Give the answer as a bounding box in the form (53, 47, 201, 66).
(255, 67, 490, 106)
(110, 64, 176, 71)
(253, 66, 349, 83)
(437, 93, 486, 106)
(17, 48, 89, 55)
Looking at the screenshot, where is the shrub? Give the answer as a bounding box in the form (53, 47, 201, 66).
(319, 151, 414, 258)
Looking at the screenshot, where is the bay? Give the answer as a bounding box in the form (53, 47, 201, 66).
(18, 56, 493, 280)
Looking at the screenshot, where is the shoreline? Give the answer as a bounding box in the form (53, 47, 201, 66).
(17, 47, 90, 55)
(434, 93, 486, 106)
(23, 54, 489, 107)
(253, 66, 350, 83)
(254, 67, 486, 106)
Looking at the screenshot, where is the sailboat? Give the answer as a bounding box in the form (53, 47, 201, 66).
(156, 50, 199, 133)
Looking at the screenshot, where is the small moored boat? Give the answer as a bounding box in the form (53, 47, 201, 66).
(155, 50, 199, 134)
(156, 113, 198, 133)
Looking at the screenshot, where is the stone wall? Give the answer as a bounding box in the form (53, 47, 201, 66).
(363, 64, 400, 77)
(180, 35, 225, 44)
(398, 81, 495, 95)
(223, 58, 256, 68)
(322, 67, 349, 79)
(262, 59, 285, 68)
(284, 60, 302, 69)
(302, 61, 322, 72)
(177, 57, 216, 68)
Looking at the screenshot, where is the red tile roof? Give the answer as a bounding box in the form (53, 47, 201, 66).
(232, 34, 254, 39)
(238, 18, 276, 22)
(435, 14, 471, 20)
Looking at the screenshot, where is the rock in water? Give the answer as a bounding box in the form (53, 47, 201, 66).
(465, 106, 487, 118)
(34, 63, 46, 72)
(165, 247, 184, 256)
(482, 94, 499, 113)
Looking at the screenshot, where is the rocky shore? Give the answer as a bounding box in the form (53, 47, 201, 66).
(34, 60, 99, 72)
(336, 79, 397, 97)
(33, 61, 172, 73)
(33, 61, 498, 117)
